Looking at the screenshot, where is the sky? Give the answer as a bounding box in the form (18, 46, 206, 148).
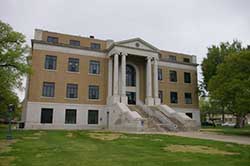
(1, 0, 250, 100)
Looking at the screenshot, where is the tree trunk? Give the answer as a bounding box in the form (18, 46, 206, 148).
(235, 115, 245, 128)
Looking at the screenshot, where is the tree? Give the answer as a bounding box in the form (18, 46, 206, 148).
(201, 40, 243, 91)
(0, 20, 31, 119)
(208, 50, 250, 128)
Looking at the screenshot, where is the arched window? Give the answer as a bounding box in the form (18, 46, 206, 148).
(126, 64, 136, 86)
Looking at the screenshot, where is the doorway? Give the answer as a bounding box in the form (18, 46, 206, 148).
(126, 91, 136, 105)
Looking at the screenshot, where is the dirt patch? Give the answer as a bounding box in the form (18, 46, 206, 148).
(0, 140, 18, 153)
(22, 136, 40, 140)
(151, 138, 163, 142)
(0, 156, 16, 166)
(33, 131, 46, 137)
(163, 145, 239, 155)
(88, 132, 123, 141)
(66, 132, 76, 138)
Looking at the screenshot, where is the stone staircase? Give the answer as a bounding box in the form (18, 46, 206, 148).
(128, 105, 198, 132)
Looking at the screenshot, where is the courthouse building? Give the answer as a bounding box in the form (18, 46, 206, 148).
(22, 29, 200, 131)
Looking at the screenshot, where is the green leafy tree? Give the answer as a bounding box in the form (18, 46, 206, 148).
(201, 40, 243, 91)
(208, 50, 250, 128)
(0, 20, 31, 119)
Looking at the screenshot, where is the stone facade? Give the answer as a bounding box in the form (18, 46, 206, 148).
(22, 29, 200, 130)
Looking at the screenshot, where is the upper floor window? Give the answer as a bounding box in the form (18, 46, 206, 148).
(90, 43, 101, 50)
(47, 36, 58, 43)
(65, 109, 77, 124)
(183, 58, 190, 63)
(42, 82, 55, 97)
(69, 40, 80, 46)
(126, 64, 136, 86)
(169, 70, 177, 82)
(185, 92, 192, 104)
(88, 85, 99, 100)
(89, 60, 100, 74)
(45, 55, 57, 70)
(184, 72, 191, 83)
(68, 58, 79, 72)
(159, 90, 163, 103)
(66, 84, 78, 98)
(170, 92, 178, 104)
(158, 68, 163, 80)
(169, 55, 176, 61)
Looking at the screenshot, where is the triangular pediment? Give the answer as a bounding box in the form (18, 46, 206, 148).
(115, 38, 158, 51)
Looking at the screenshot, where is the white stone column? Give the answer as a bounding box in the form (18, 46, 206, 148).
(111, 53, 120, 103)
(107, 57, 113, 97)
(120, 53, 128, 104)
(153, 57, 161, 105)
(145, 56, 154, 105)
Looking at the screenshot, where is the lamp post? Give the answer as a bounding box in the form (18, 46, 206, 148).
(6, 104, 15, 140)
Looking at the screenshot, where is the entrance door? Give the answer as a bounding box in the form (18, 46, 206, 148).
(126, 91, 136, 105)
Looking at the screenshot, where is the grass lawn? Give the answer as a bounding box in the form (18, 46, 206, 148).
(0, 125, 250, 166)
(201, 125, 250, 137)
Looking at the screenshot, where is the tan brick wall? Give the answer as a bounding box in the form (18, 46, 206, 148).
(160, 50, 193, 63)
(158, 66, 199, 108)
(28, 49, 108, 105)
(41, 31, 107, 50)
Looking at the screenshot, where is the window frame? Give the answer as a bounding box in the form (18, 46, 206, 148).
(68, 58, 79, 72)
(169, 70, 177, 82)
(183, 58, 190, 63)
(170, 91, 178, 104)
(88, 85, 100, 100)
(89, 60, 100, 75)
(184, 72, 191, 83)
(90, 43, 101, 50)
(65, 109, 77, 124)
(158, 68, 163, 81)
(159, 90, 163, 103)
(66, 84, 78, 99)
(69, 40, 80, 46)
(47, 36, 58, 43)
(44, 55, 57, 70)
(40, 108, 53, 124)
(169, 55, 176, 61)
(42, 82, 55, 97)
(88, 110, 99, 124)
(184, 92, 192, 104)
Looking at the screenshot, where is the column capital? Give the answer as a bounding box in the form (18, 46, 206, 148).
(121, 52, 128, 56)
(154, 57, 159, 61)
(146, 56, 152, 61)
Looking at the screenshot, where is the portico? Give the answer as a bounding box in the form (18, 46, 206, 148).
(107, 38, 161, 106)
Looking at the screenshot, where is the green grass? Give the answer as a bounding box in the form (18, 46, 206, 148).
(0, 126, 250, 166)
(201, 125, 250, 137)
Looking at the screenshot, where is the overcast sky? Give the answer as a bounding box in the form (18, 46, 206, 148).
(1, 0, 250, 100)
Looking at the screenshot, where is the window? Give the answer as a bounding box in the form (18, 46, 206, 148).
(89, 60, 100, 74)
(40, 108, 53, 123)
(44, 55, 57, 70)
(169, 70, 177, 82)
(88, 110, 99, 124)
(158, 68, 163, 80)
(184, 72, 191, 83)
(88, 85, 99, 99)
(170, 92, 178, 104)
(159, 90, 163, 103)
(90, 43, 101, 50)
(42, 82, 55, 97)
(183, 58, 190, 63)
(126, 64, 136, 86)
(69, 40, 80, 46)
(66, 84, 78, 98)
(169, 55, 176, 61)
(65, 109, 77, 124)
(68, 58, 79, 72)
(47, 36, 58, 43)
(185, 92, 192, 104)
(186, 113, 193, 119)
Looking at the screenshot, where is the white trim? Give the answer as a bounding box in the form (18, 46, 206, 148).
(159, 61, 197, 70)
(33, 43, 107, 58)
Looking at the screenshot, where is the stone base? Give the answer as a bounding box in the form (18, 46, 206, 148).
(145, 97, 154, 106)
(108, 95, 120, 104)
(121, 95, 128, 104)
(154, 98, 161, 105)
